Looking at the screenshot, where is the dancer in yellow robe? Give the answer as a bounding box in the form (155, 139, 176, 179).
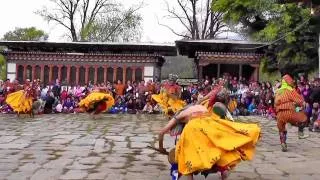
(158, 104, 261, 180)
(152, 74, 186, 117)
(79, 86, 114, 119)
(6, 79, 34, 116)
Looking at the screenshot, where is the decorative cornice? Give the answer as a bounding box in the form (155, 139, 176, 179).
(196, 51, 262, 65)
(6, 51, 162, 63)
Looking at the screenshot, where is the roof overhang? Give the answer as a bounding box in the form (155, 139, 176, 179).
(176, 39, 267, 58)
(0, 41, 177, 56)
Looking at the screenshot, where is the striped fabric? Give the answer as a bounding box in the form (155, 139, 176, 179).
(275, 88, 307, 132)
(276, 110, 307, 132)
(275, 89, 304, 112)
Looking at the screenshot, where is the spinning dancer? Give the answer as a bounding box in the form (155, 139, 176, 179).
(5, 79, 35, 117)
(79, 85, 114, 119)
(157, 104, 261, 180)
(197, 79, 234, 120)
(152, 74, 186, 117)
(275, 74, 309, 152)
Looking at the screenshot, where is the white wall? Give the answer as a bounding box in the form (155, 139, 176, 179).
(144, 66, 154, 77)
(7, 74, 16, 82)
(7, 63, 16, 81)
(7, 63, 16, 73)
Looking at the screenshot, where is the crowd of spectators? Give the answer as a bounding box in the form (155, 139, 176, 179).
(1, 73, 320, 129)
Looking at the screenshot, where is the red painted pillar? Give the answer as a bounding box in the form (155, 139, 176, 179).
(123, 66, 126, 83)
(49, 65, 53, 84)
(141, 66, 144, 82)
(58, 65, 62, 82)
(15, 64, 19, 81)
(40, 65, 44, 83)
(104, 66, 108, 83)
(76, 65, 80, 85)
(132, 67, 136, 82)
(94, 66, 98, 84)
(113, 67, 116, 82)
(23, 65, 27, 82)
(66, 65, 71, 84)
(32, 65, 36, 81)
(85, 66, 89, 85)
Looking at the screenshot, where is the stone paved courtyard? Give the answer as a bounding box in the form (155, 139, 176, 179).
(0, 114, 319, 180)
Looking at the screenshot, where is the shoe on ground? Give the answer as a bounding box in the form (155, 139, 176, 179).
(298, 132, 309, 139)
(281, 143, 287, 152)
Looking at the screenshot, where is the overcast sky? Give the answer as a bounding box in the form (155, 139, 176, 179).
(0, 0, 186, 43)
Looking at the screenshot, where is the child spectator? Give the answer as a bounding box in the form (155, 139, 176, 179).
(142, 100, 153, 114)
(60, 87, 68, 104)
(63, 97, 75, 113)
(248, 98, 257, 115)
(126, 98, 137, 114)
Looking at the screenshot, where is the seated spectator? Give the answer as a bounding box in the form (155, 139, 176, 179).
(0, 94, 5, 106)
(248, 98, 257, 114)
(0, 104, 13, 114)
(135, 98, 144, 113)
(311, 112, 320, 132)
(63, 97, 75, 113)
(126, 98, 137, 114)
(237, 98, 249, 116)
(257, 101, 267, 116)
(143, 100, 153, 114)
(110, 96, 127, 114)
(44, 92, 55, 114)
(55, 103, 63, 113)
(60, 87, 68, 104)
(267, 104, 276, 119)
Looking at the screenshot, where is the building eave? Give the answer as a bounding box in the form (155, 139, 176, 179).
(0, 41, 177, 56)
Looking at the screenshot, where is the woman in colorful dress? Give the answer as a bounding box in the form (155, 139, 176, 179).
(78, 85, 115, 119)
(152, 74, 186, 117)
(5, 79, 34, 117)
(157, 104, 261, 180)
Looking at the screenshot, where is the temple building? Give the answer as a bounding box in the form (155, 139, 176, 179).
(0, 41, 176, 85)
(0, 39, 266, 84)
(176, 39, 265, 81)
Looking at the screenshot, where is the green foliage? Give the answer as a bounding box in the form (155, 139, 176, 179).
(214, 0, 319, 76)
(88, 9, 142, 42)
(0, 54, 6, 80)
(2, 27, 48, 41)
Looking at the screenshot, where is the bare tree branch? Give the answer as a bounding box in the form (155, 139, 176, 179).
(164, 1, 192, 33)
(157, 16, 191, 39)
(161, 0, 227, 40)
(176, 0, 193, 31)
(201, 0, 211, 39)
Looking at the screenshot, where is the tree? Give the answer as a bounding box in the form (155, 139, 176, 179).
(0, 53, 6, 80)
(37, 0, 143, 42)
(2, 27, 48, 41)
(87, 7, 142, 42)
(213, 0, 319, 76)
(160, 0, 227, 40)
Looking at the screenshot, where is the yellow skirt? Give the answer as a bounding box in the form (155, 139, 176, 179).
(78, 92, 114, 113)
(152, 93, 186, 115)
(5, 90, 33, 113)
(175, 114, 261, 175)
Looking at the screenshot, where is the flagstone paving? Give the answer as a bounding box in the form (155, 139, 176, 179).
(0, 114, 319, 180)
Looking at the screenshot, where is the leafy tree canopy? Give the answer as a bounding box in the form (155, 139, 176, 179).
(2, 27, 48, 41)
(213, 0, 319, 76)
